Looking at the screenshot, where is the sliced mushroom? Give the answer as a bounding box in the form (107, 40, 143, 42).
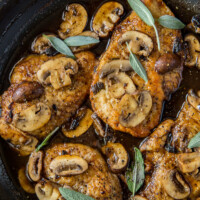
(91, 113, 106, 137)
(197, 54, 200, 69)
(187, 89, 200, 112)
(62, 108, 93, 138)
(37, 57, 78, 89)
(91, 82, 105, 95)
(92, 2, 124, 37)
(50, 155, 88, 176)
(155, 53, 182, 74)
(18, 167, 35, 194)
(119, 31, 153, 56)
(101, 142, 128, 173)
(99, 60, 132, 79)
(129, 196, 148, 200)
(70, 31, 99, 53)
(12, 81, 44, 103)
(31, 33, 56, 55)
(58, 4, 88, 39)
(13, 103, 51, 132)
(119, 91, 152, 128)
(184, 34, 200, 67)
(191, 14, 200, 34)
(177, 152, 200, 173)
(27, 151, 43, 182)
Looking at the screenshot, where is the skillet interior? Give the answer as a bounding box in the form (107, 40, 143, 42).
(0, 0, 200, 199)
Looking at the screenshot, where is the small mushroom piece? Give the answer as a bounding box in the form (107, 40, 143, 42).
(187, 89, 200, 112)
(99, 60, 132, 79)
(162, 169, 190, 199)
(12, 81, 44, 103)
(155, 53, 182, 74)
(91, 82, 105, 95)
(119, 91, 152, 128)
(50, 155, 88, 176)
(58, 4, 88, 39)
(18, 167, 35, 194)
(91, 113, 106, 137)
(191, 14, 200, 34)
(101, 142, 129, 173)
(196, 54, 200, 69)
(177, 152, 200, 173)
(37, 57, 78, 89)
(27, 151, 43, 182)
(13, 103, 51, 132)
(92, 2, 124, 37)
(62, 108, 93, 138)
(119, 31, 153, 56)
(184, 34, 200, 67)
(129, 196, 148, 200)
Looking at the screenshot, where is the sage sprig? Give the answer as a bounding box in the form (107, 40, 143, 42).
(126, 43, 148, 82)
(188, 132, 200, 148)
(36, 127, 59, 152)
(64, 36, 100, 46)
(125, 147, 145, 196)
(43, 35, 75, 59)
(127, 0, 160, 51)
(158, 15, 185, 29)
(59, 187, 95, 200)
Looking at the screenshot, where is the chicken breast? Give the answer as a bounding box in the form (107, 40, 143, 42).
(0, 52, 96, 155)
(139, 90, 200, 199)
(39, 143, 122, 200)
(90, 0, 183, 137)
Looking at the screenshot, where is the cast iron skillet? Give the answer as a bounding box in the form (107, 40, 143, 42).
(0, 0, 200, 199)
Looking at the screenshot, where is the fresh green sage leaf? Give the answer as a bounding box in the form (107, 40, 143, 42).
(158, 15, 185, 29)
(125, 147, 145, 195)
(43, 35, 75, 59)
(64, 36, 100, 47)
(126, 43, 148, 82)
(127, 0, 160, 50)
(59, 187, 95, 200)
(36, 127, 59, 152)
(188, 132, 200, 148)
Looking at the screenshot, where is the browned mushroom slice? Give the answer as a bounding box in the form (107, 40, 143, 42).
(27, 151, 43, 182)
(129, 196, 148, 200)
(62, 108, 93, 138)
(191, 14, 200, 34)
(58, 4, 88, 39)
(18, 167, 35, 194)
(119, 31, 153, 57)
(184, 34, 200, 67)
(187, 89, 200, 112)
(50, 155, 88, 176)
(196, 54, 200, 69)
(101, 142, 128, 173)
(119, 91, 152, 128)
(37, 57, 78, 90)
(162, 169, 190, 199)
(13, 103, 51, 132)
(12, 81, 44, 103)
(91, 113, 106, 137)
(92, 2, 124, 37)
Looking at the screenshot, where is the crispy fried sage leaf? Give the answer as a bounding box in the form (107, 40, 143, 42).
(126, 43, 148, 82)
(43, 35, 75, 59)
(36, 127, 59, 152)
(126, 147, 145, 196)
(64, 36, 100, 46)
(158, 15, 185, 29)
(59, 188, 95, 200)
(188, 132, 200, 148)
(127, 0, 160, 51)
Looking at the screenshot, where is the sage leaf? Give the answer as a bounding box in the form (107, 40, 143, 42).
(64, 36, 100, 47)
(126, 147, 145, 195)
(126, 43, 148, 82)
(36, 127, 59, 152)
(188, 132, 200, 148)
(43, 35, 75, 59)
(158, 15, 185, 29)
(59, 188, 95, 200)
(127, 0, 160, 50)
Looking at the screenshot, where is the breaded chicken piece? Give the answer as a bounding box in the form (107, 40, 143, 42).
(90, 0, 183, 137)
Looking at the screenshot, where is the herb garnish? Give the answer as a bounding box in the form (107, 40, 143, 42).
(64, 36, 100, 46)
(188, 132, 200, 148)
(59, 187, 95, 200)
(125, 147, 145, 196)
(126, 43, 148, 82)
(36, 127, 59, 152)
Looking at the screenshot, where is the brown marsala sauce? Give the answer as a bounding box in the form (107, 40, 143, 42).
(0, 0, 199, 199)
